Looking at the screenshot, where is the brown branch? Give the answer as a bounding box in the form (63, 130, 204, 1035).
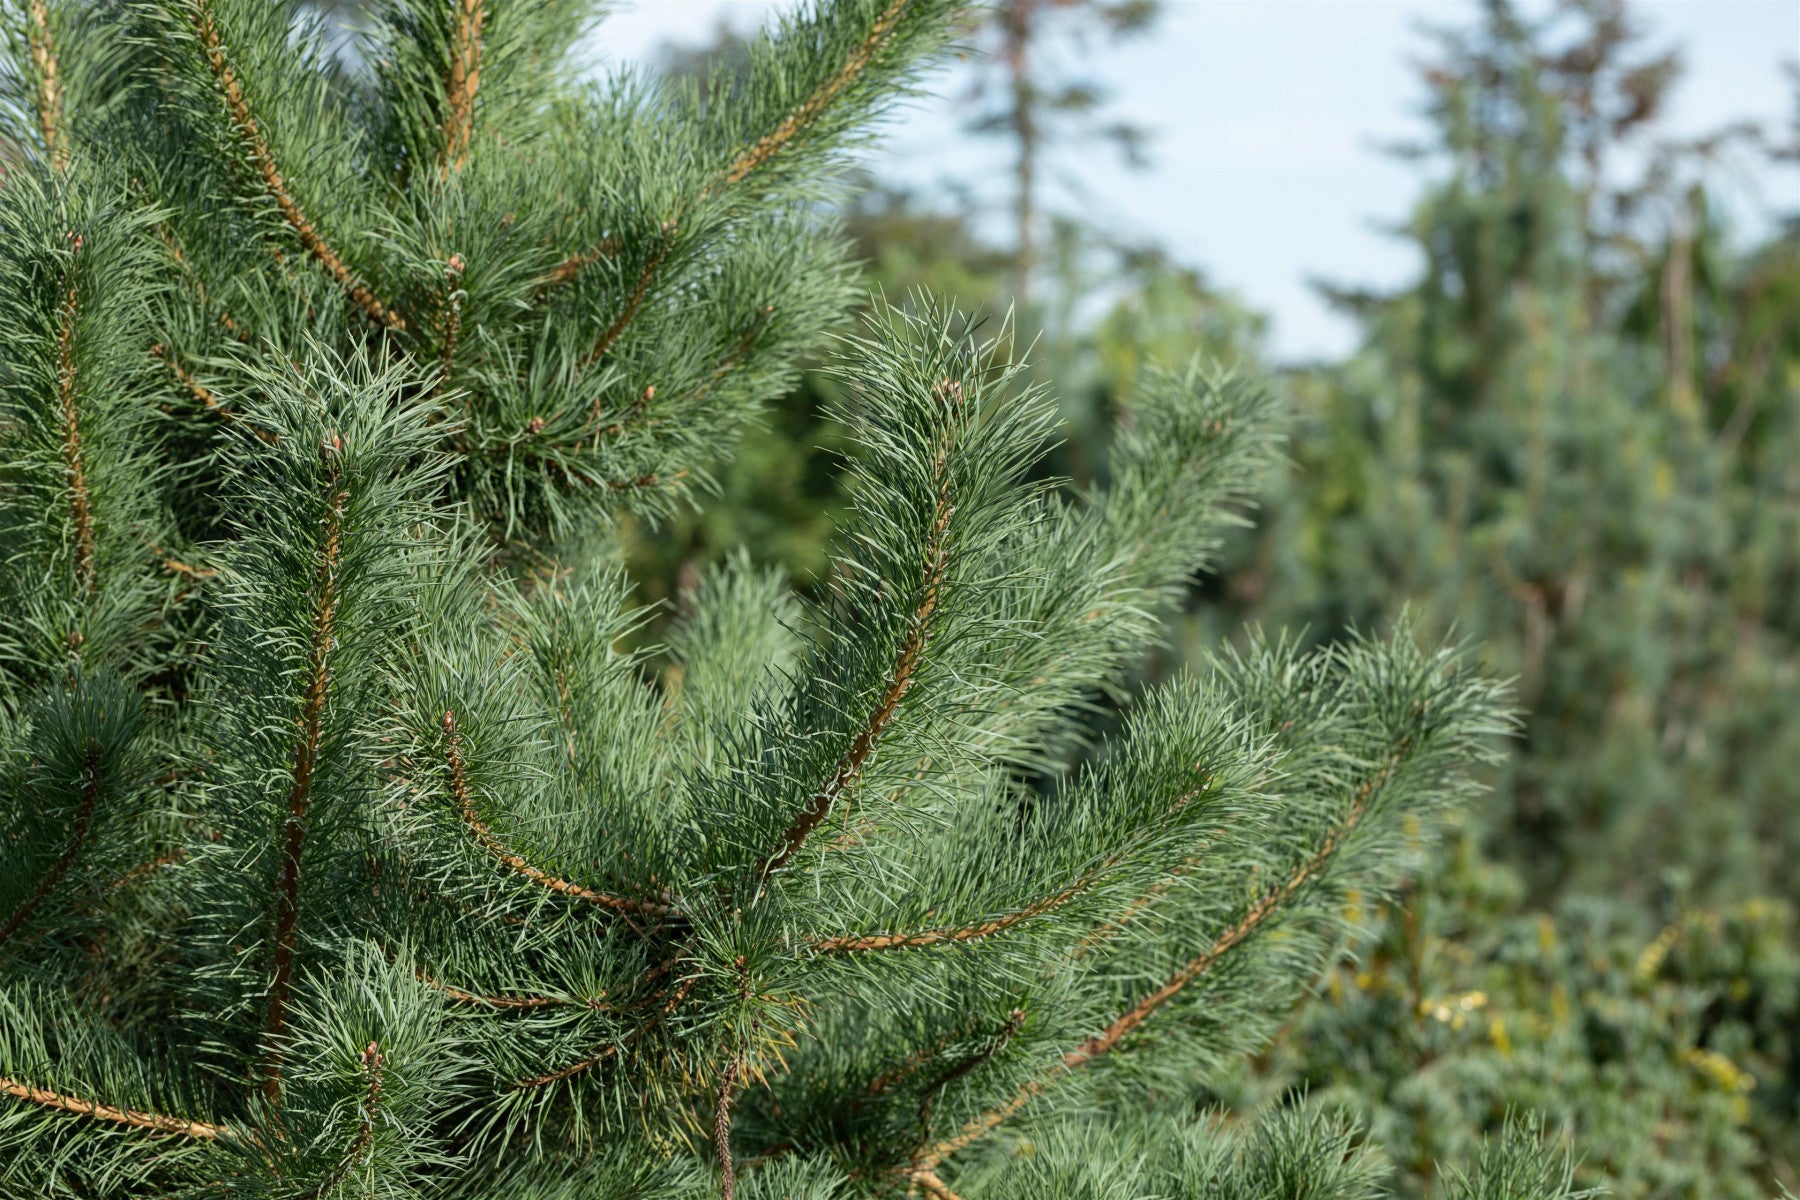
(441, 711, 675, 918)
(190, 1, 404, 331)
(582, 309, 765, 449)
(917, 1009, 1024, 1129)
(153, 343, 275, 440)
(438, 0, 486, 175)
(915, 749, 1408, 1171)
(815, 603, 1218, 949)
(540, 0, 909, 305)
(151, 343, 243, 429)
(300, 1043, 385, 1200)
(511, 1042, 618, 1090)
(720, 0, 912, 188)
(911, 1170, 966, 1200)
(715, 1058, 740, 1200)
(581, 233, 673, 368)
(0, 741, 100, 947)
(54, 255, 94, 598)
(811, 875, 1093, 954)
(0, 1076, 226, 1139)
(412, 965, 607, 1011)
(108, 850, 188, 891)
(262, 476, 348, 1105)
(26, 0, 66, 173)
(351, 1042, 384, 1156)
(758, 389, 960, 882)
(862, 1025, 974, 1103)
(296, 1041, 384, 1200)
(538, 240, 614, 293)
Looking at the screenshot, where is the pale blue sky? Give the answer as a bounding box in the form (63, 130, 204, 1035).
(587, 0, 1800, 362)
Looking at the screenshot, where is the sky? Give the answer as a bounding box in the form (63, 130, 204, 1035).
(586, 0, 1800, 362)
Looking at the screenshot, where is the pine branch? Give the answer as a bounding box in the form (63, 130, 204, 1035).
(510, 1042, 618, 1091)
(54, 279, 96, 602)
(437, 0, 485, 176)
(547, 0, 924, 304)
(0, 1076, 226, 1139)
(188, 0, 405, 330)
(25, 0, 65, 172)
(262, 468, 349, 1105)
(441, 710, 675, 918)
(809, 873, 1095, 954)
(756, 389, 956, 882)
(581, 229, 674, 368)
(153, 221, 251, 344)
(914, 746, 1408, 1172)
(915, 1008, 1024, 1129)
(299, 1041, 385, 1200)
(719, 0, 911, 189)
(0, 740, 98, 946)
(809, 772, 1219, 953)
(410, 965, 607, 1011)
(715, 1057, 740, 1200)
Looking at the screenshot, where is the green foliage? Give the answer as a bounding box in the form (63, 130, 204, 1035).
(1240, 854, 1796, 1198)
(0, 2, 1554, 1197)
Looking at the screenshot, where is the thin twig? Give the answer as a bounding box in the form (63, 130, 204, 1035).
(263, 474, 348, 1104)
(0, 1076, 226, 1139)
(441, 711, 675, 918)
(190, 1, 404, 330)
(758, 379, 962, 882)
(914, 748, 1408, 1171)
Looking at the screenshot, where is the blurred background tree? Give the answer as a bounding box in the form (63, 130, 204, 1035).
(1194, 3, 1800, 1194)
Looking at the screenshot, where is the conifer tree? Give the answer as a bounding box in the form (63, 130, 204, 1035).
(0, 1, 1579, 1195)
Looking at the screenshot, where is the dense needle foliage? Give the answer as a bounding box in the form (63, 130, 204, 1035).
(0, 2, 1589, 1196)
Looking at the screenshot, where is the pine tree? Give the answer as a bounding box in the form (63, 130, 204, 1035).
(0, 2, 1579, 1195)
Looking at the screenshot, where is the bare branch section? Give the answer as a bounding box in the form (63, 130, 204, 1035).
(262, 479, 348, 1105)
(0, 1076, 226, 1139)
(911, 1170, 967, 1200)
(914, 749, 1408, 1172)
(758, 427, 956, 882)
(441, 711, 675, 918)
(715, 1058, 740, 1200)
(189, 1, 405, 330)
(26, 0, 66, 172)
(438, 0, 485, 175)
(0, 742, 100, 946)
